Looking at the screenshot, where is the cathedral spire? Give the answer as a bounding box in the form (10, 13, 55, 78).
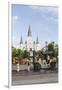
(36, 36, 39, 44)
(28, 25, 32, 37)
(20, 36, 23, 44)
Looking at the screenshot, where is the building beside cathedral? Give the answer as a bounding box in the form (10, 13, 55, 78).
(20, 25, 41, 51)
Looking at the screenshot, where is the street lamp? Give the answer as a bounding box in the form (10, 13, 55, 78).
(33, 50, 35, 71)
(45, 41, 48, 62)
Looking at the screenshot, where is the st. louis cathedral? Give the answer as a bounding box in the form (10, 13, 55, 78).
(20, 25, 41, 51)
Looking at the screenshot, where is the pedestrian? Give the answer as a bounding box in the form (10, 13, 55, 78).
(47, 55, 50, 64)
(28, 62, 30, 72)
(17, 62, 20, 72)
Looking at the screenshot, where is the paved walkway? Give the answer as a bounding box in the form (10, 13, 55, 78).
(12, 70, 58, 85)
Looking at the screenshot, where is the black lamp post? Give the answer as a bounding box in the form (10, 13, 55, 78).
(32, 50, 35, 71)
(29, 49, 35, 71)
(45, 41, 48, 62)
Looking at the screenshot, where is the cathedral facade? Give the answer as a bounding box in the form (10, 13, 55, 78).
(20, 25, 41, 51)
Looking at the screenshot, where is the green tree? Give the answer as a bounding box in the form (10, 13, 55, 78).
(48, 42, 58, 58)
(12, 47, 17, 58)
(16, 49, 22, 56)
(54, 44, 58, 57)
(48, 42, 54, 51)
(23, 50, 30, 58)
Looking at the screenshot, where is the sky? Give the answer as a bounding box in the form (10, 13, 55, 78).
(12, 4, 58, 47)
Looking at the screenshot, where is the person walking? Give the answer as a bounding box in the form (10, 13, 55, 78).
(28, 62, 30, 72)
(17, 62, 20, 72)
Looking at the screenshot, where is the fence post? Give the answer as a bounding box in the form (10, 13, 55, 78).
(17, 63, 20, 72)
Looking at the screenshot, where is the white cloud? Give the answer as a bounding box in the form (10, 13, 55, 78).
(13, 15, 18, 20)
(28, 6, 40, 10)
(46, 7, 58, 16)
(29, 5, 58, 23)
(29, 5, 58, 15)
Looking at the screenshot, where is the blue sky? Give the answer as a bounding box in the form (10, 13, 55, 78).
(12, 4, 58, 47)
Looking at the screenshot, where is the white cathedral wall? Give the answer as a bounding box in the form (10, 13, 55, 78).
(36, 44, 41, 51)
(20, 37, 42, 51)
(27, 36, 33, 51)
(27, 42, 33, 51)
(20, 44, 24, 50)
(20, 43, 41, 51)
